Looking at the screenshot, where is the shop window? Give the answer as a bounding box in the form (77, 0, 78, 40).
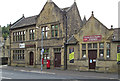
(7, 46, 9, 49)
(69, 47, 74, 63)
(43, 49, 49, 54)
(82, 44, 86, 58)
(106, 49, 110, 58)
(82, 50, 86, 58)
(43, 54, 49, 60)
(13, 50, 25, 61)
(93, 43, 97, 48)
(23, 50, 24, 59)
(82, 44, 86, 49)
(54, 48, 61, 53)
(51, 24, 58, 38)
(13, 50, 15, 60)
(99, 49, 104, 58)
(99, 43, 104, 48)
(106, 43, 110, 58)
(41, 26, 49, 38)
(88, 43, 92, 49)
(40, 48, 49, 64)
(107, 43, 110, 49)
(19, 50, 22, 59)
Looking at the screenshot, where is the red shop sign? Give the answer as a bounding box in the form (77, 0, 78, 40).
(25, 44, 36, 48)
(117, 45, 120, 47)
(83, 35, 102, 42)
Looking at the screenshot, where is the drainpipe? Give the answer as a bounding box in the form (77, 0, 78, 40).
(64, 11, 68, 70)
(9, 24, 11, 66)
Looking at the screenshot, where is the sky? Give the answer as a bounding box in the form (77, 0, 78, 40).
(0, 0, 119, 28)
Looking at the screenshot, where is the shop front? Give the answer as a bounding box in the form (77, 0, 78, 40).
(67, 14, 119, 72)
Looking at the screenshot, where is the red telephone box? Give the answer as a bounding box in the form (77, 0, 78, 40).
(47, 60, 50, 69)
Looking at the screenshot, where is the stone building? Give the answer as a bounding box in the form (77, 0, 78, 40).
(2, 37, 10, 57)
(9, 0, 119, 72)
(9, 0, 82, 69)
(0, 26, 3, 58)
(66, 12, 120, 72)
(0, 26, 4, 58)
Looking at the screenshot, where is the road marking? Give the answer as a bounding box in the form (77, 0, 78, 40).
(67, 73, 117, 79)
(109, 78, 116, 79)
(2, 72, 14, 75)
(0, 65, 8, 68)
(20, 70, 26, 72)
(30, 71, 56, 74)
(2, 77, 12, 79)
(19, 70, 55, 74)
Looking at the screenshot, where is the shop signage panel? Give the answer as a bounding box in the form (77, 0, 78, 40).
(69, 47, 74, 63)
(117, 53, 120, 62)
(83, 35, 102, 42)
(25, 44, 36, 48)
(19, 43, 25, 48)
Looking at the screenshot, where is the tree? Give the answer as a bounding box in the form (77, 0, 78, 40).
(2, 24, 10, 40)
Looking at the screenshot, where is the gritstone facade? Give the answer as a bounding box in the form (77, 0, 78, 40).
(9, 0, 120, 72)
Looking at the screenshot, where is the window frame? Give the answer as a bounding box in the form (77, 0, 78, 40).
(41, 26, 49, 39)
(29, 29, 35, 40)
(51, 24, 59, 38)
(106, 43, 110, 59)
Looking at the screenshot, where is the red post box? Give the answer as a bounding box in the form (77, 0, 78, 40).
(47, 60, 50, 69)
(42, 58, 44, 64)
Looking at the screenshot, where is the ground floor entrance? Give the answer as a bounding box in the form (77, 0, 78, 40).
(29, 52, 34, 65)
(54, 53, 61, 67)
(88, 50, 97, 69)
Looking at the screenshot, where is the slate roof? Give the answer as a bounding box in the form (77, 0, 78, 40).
(60, 2, 77, 12)
(10, 2, 81, 30)
(67, 35, 78, 44)
(113, 28, 120, 41)
(11, 15, 37, 29)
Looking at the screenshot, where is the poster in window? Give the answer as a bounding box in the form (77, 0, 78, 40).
(117, 45, 120, 62)
(69, 47, 74, 63)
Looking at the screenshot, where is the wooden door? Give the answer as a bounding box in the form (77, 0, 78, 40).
(30, 52, 34, 65)
(54, 53, 61, 67)
(88, 50, 97, 69)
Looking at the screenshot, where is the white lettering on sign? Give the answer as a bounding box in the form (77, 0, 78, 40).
(83, 35, 102, 42)
(19, 43, 25, 48)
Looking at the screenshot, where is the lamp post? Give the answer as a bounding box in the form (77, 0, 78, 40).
(41, 28, 44, 71)
(36, 26, 44, 71)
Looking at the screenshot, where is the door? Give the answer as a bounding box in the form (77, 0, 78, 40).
(88, 50, 97, 69)
(29, 52, 34, 65)
(54, 53, 61, 67)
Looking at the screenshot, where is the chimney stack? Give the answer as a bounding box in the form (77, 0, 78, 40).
(111, 25, 113, 29)
(47, 0, 52, 2)
(91, 11, 94, 16)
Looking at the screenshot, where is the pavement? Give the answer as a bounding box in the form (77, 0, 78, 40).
(0, 65, 120, 80)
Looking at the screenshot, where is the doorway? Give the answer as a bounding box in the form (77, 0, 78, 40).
(29, 52, 34, 65)
(54, 53, 61, 67)
(88, 50, 97, 69)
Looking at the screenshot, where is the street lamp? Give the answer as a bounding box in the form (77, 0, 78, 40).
(41, 27, 44, 71)
(36, 26, 44, 71)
